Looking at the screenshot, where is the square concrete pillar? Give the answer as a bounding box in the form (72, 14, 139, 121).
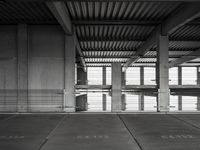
(64, 35, 76, 112)
(77, 67, 87, 85)
(102, 67, 107, 111)
(178, 67, 182, 111)
(157, 35, 169, 112)
(17, 24, 28, 112)
(197, 67, 200, 110)
(139, 67, 144, 111)
(111, 63, 122, 112)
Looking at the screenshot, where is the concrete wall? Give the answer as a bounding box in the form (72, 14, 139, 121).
(0, 25, 66, 112)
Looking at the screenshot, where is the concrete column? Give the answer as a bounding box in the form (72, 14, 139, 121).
(76, 67, 87, 111)
(102, 67, 106, 111)
(139, 67, 144, 111)
(157, 35, 169, 112)
(178, 66, 182, 111)
(111, 63, 122, 112)
(121, 71, 126, 111)
(64, 34, 76, 112)
(77, 67, 87, 85)
(197, 67, 200, 110)
(17, 24, 28, 112)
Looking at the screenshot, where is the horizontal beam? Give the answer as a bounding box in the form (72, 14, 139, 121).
(6, 0, 200, 2)
(46, 1, 72, 35)
(73, 20, 160, 26)
(123, 2, 200, 71)
(169, 48, 200, 67)
(74, 36, 87, 72)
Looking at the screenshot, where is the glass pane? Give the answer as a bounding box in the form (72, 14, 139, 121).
(106, 95, 111, 111)
(182, 67, 197, 85)
(87, 67, 102, 85)
(182, 96, 197, 111)
(87, 93, 103, 111)
(125, 94, 139, 111)
(126, 67, 140, 85)
(144, 96, 157, 111)
(169, 67, 178, 85)
(106, 67, 111, 85)
(144, 67, 156, 85)
(170, 95, 178, 111)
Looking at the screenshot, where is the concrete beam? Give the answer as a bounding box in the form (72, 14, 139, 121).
(46, 1, 72, 35)
(157, 35, 169, 112)
(112, 63, 122, 112)
(46, 1, 86, 71)
(169, 49, 200, 68)
(17, 24, 28, 112)
(74, 36, 86, 72)
(123, 3, 200, 71)
(64, 35, 76, 112)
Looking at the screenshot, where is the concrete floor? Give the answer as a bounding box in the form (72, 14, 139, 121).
(0, 114, 200, 150)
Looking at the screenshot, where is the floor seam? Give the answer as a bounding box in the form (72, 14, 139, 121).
(36, 115, 67, 150)
(117, 114, 144, 150)
(0, 114, 18, 125)
(169, 115, 200, 130)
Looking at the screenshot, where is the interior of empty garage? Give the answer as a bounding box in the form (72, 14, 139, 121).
(1, 0, 200, 150)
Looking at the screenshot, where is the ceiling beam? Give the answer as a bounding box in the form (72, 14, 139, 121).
(74, 36, 87, 72)
(123, 2, 200, 71)
(46, 1, 86, 71)
(46, 1, 72, 35)
(73, 20, 160, 26)
(6, 0, 200, 2)
(169, 48, 200, 67)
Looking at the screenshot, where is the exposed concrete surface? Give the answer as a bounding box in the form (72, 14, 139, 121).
(0, 114, 200, 150)
(120, 114, 200, 150)
(0, 114, 64, 150)
(40, 115, 141, 150)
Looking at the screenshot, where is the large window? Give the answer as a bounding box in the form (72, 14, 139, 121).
(182, 96, 197, 111)
(182, 67, 197, 85)
(169, 67, 178, 85)
(87, 67, 102, 85)
(170, 95, 178, 111)
(144, 67, 156, 85)
(106, 95, 111, 111)
(125, 94, 139, 111)
(126, 67, 140, 85)
(87, 93, 103, 111)
(106, 67, 111, 85)
(144, 96, 157, 111)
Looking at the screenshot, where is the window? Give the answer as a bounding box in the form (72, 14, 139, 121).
(87, 67, 102, 85)
(169, 67, 178, 85)
(125, 94, 139, 111)
(170, 95, 178, 111)
(182, 67, 197, 85)
(126, 67, 140, 85)
(144, 67, 156, 85)
(106, 67, 111, 85)
(106, 95, 111, 111)
(87, 93, 103, 111)
(182, 96, 197, 111)
(144, 96, 157, 111)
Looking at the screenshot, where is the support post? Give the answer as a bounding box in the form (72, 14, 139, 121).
(76, 67, 87, 111)
(197, 67, 200, 110)
(17, 24, 28, 112)
(64, 35, 76, 112)
(157, 35, 169, 112)
(139, 67, 144, 111)
(121, 71, 126, 111)
(178, 66, 182, 111)
(102, 67, 107, 111)
(112, 63, 122, 112)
